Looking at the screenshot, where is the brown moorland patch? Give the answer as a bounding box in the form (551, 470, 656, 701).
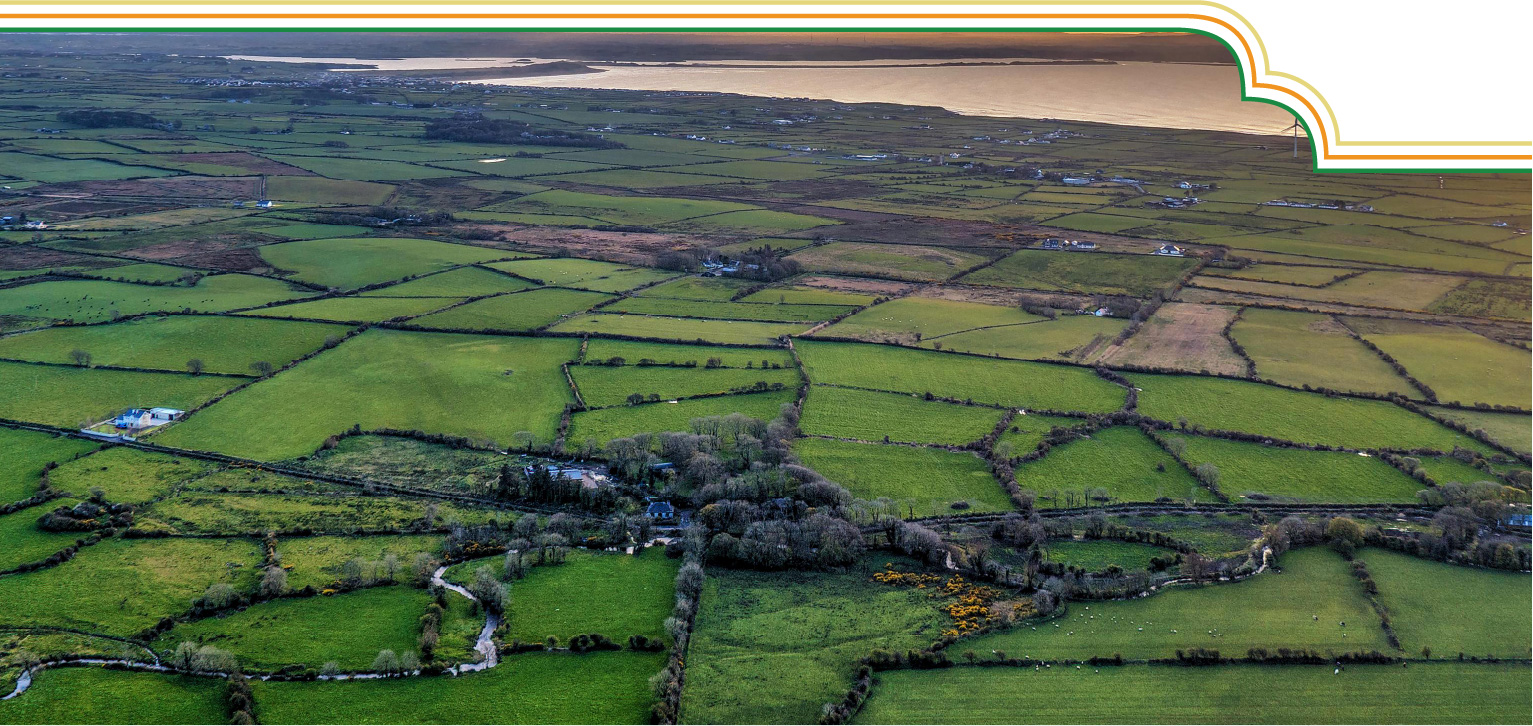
(1094, 301, 1248, 375)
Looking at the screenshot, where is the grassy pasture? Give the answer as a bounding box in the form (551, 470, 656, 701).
(264, 177, 395, 205)
(573, 365, 798, 408)
(548, 313, 810, 345)
(1041, 539, 1176, 572)
(489, 188, 753, 225)
(1015, 427, 1205, 506)
(73, 263, 203, 284)
(737, 285, 877, 306)
(1202, 263, 1355, 285)
(263, 155, 467, 181)
(1093, 302, 1247, 376)
(0, 151, 173, 183)
(1166, 434, 1422, 503)
(406, 289, 613, 332)
(926, 314, 1126, 362)
(259, 237, 506, 290)
(959, 250, 1196, 297)
(675, 208, 838, 234)
(796, 340, 1125, 414)
(275, 535, 446, 591)
(0, 360, 237, 430)
(429, 156, 613, 178)
(566, 391, 795, 447)
(154, 330, 577, 461)
(0, 315, 348, 375)
(1424, 406, 1530, 454)
(994, 414, 1088, 456)
(1192, 272, 1464, 311)
(359, 265, 536, 297)
(47, 446, 216, 504)
(449, 549, 678, 644)
(0, 668, 228, 725)
(964, 547, 1387, 660)
(1208, 233, 1515, 274)
(486, 258, 678, 293)
(581, 339, 793, 369)
(603, 297, 849, 323)
(542, 168, 744, 188)
(1361, 548, 1531, 658)
(853, 663, 1533, 725)
(0, 499, 86, 572)
(681, 562, 946, 725)
(0, 537, 262, 637)
(635, 276, 758, 301)
(791, 438, 1011, 516)
(654, 159, 830, 181)
(799, 386, 1003, 445)
(249, 652, 663, 724)
(153, 586, 434, 671)
(786, 242, 988, 282)
(241, 295, 462, 323)
(0, 427, 98, 504)
(820, 297, 1041, 343)
(139, 492, 483, 535)
(1230, 309, 1415, 395)
(0, 275, 314, 324)
(1428, 278, 1530, 320)
(1412, 455, 1499, 485)
(1130, 373, 1487, 452)
(1349, 319, 1531, 407)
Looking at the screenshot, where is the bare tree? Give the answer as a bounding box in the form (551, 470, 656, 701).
(249, 360, 274, 377)
(69, 349, 91, 367)
(186, 358, 205, 375)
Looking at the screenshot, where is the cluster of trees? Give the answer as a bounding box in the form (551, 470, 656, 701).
(650, 529, 706, 724)
(1263, 513, 1529, 571)
(36, 498, 129, 532)
(225, 673, 255, 725)
(371, 648, 420, 676)
(422, 114, 622, 148)
(169, 641, 237, 673)
(442, 515, 582, 563)
(57, 109, 170, 129)
(418, 601, 444, 661)
(715, 246, 802, 282)
(493, 463, 620, 511)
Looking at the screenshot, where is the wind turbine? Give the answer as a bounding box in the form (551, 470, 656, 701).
(1283, 117, 1302, 158)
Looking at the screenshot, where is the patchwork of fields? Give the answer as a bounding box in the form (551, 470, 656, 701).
(0, 48, 1527, 726)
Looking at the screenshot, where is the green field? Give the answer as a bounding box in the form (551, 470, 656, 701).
(360, 265, 537, 297)
(964, 547, 1388, 659)
(0, 537, 262, 637)
(1041, 539, 1177, 572)
(448, 549, 679, 644)
(681, 562, 947, 725)
(959, 250, 1197, 296)
(265, 177, 396, 205)
(0, 315, 349, 375)
(139, 492, 488, 535)
(1169, 435, 1422, 503)
(737, 285, 877, 306)
(275, 535, 447, 591)
(0, 275, 314, 324)
(154, 330, 578, 461)
(259, 237, 507, 290)
(994, 413, 1089, 456)
(0, 499, 87, 572)
(1361, 548, 1531, 658)
(635, 276, 759, 301)
(153, 586, 437, 671)
(792, 438, 1011, 516)
(1130, 373, 1487, 452)
(1015, 427, 1206, 506)
(0, 668, 228, 725)
(45, 446, 216, 504)
(249, 652, 664, 724)
(0, 427, 99, 504)
(406, 288, 613, 332)
(603, 297, 850, 323)
(800, 386, 1003, 445)
(1230, 309, 1416, 395)
(241, 295, 464, 323)
(924, 314, 1127, 362)
(1424, 406, 1531, 454)
(786, 243, 989, 282)
(566, 391, 796, 447)
(853, 663, 1533, 725)
(797, 340, 1125, 414)
(1350, 319, 1531, 408)
(573, 365, 798, 408)
(486, 258, 678, 293)
(581, 339, 793, 369)
(549, 313, 810, 345)
(820, 297, 1041, 343)
(0, 360, 239, 430)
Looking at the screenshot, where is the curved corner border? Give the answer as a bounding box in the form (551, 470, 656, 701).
(0, 1, 1528, 173)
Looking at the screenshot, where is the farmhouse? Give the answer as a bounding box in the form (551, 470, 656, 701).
(645, 499, 676, 521)
(1153, 244, 1186, 256)
(113, 409, 153, 429)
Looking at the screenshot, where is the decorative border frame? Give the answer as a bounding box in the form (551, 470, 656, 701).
(2, 2, 1529, 172)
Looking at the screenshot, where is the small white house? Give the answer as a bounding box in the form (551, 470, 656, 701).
(1153, 244, 1186, 257)
(113, 409, 153, 429)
